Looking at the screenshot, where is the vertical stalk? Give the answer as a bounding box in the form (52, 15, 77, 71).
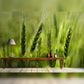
(11, 45, 12, 57)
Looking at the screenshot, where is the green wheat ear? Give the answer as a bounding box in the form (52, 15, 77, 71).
(64, 28, 72, 58)
(21, 22, 26, 56)
(30, 23, 43, 52)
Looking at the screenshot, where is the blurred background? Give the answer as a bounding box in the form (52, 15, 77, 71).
(0, 0, 84, 68)
(0, 0, 84, 80)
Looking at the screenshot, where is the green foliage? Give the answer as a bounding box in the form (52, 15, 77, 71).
(47, 31, 56, 67)
(2, 43, 6, 57)
(53, 14, 58, 37)
(37, 38, 42, 57)
(21, 22, 26, 56)
(30, 23, 43, 52)
(0, 0, 84, 68)
(47, 31, 51, 52)
(64, 28, 72, 58)
(49, 60, 56, 67)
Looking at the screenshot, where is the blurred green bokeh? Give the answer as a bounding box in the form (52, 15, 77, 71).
(0, 0, 84, 68)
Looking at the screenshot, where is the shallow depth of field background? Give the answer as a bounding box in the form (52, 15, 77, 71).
(0, 0, 84, 68)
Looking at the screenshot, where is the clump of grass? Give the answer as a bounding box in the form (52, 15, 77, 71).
(30, 23, 43, 52)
